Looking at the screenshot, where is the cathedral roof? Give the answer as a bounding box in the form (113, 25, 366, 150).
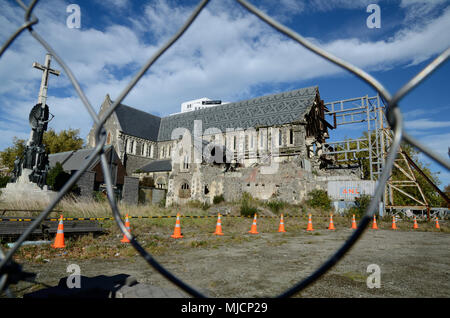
(114, 103, 161, 141)
(139, 159, 172, 172)
(156, 86, 319, 141)
(48, 145, 115, 171)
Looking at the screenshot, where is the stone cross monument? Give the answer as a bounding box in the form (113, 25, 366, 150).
(33, 54, 61, 106)
(26, 54, 60, 147)
(20, 53, 60, 188)
(2, 54, 60, 203)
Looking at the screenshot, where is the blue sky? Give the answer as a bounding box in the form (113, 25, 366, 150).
(0, 0, 449, 186)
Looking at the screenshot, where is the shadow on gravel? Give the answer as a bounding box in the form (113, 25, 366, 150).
(23, 274, 137, 298)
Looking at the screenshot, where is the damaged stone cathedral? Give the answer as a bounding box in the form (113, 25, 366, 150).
(86, 86, 362, 206)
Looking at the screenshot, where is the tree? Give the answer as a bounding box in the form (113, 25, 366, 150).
(0, 137, 26, 171)
(46, 161, 80, 194)
(0, 129, 84, 172)
(43, 128, 84, 154)
(0, 175, 10, 188)
(46, 162, 65, 190)
(445, 184, 450, 198)
(334, 131, 447, 207)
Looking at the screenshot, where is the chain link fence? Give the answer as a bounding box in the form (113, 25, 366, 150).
(0, 0, 449, 298)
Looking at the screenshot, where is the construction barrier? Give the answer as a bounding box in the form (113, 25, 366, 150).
(1, 214, 382, 221)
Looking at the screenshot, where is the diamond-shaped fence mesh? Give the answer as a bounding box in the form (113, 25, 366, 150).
(0, 0, 449, 298)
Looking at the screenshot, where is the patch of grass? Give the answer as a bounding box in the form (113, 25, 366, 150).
(0, 196, 179, 218)
(345, 195, 372, 218)
(213, 194, 225, 204)
(240, 192, 258, 217)
(7, 203, 448, 265)
(266, 239, 288, 247)
(266, 200, 286, 214)
(341, 271, 366, 282)
(190, 240, 209, 248)
(187, 200, 210, 210)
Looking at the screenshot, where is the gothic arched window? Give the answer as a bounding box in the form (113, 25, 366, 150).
(179, 181, 191, 198)
(142, 143, 147, 156)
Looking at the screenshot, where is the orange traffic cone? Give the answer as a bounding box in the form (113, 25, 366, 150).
(171, 213, 183, 238)
(372, 215, 378, 230)
(121, 214, 131, 243)
(278, 214, 286, 233)
(328, 214, 336, 230)
(306, 214, 314, 231)
(413, 216, 419, 229)
(351, 214, 357, 229)
(391, 216, 398, 230)
(435, 217, 440, 229)
(52, 215, 65, 248)
(213, 213, 224, 235)
(248, 214, 259, 234)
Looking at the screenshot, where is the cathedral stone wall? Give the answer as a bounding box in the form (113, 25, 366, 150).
(122, 176, 139, 205)
(165, 160, 362, 207)
(86, 90, 364, 208)
(77, 171, 95, 198)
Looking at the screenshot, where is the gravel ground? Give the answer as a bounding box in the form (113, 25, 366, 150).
(11, 227, 450, 298)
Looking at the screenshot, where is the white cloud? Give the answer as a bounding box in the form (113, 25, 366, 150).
(403, 106, 450, 133)
(0, 0, 450, 154)
(308, 0, 378, 11)
(405, 119, 450, 131)
(400, 0, 448, 27)
(95, 0, 130, 10)
(324, 7, 450, 67)
(415, 132, 450, 185)
(255, 0, 306, 22)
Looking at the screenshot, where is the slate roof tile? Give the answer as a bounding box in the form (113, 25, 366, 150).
(157, 86, 318, 141)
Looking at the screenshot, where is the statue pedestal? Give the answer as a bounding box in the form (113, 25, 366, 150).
(0, 169, 58, 204)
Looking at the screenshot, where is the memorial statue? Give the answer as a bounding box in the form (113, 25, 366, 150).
(14, 53, 60, 189)
(11, 156, 22, 183)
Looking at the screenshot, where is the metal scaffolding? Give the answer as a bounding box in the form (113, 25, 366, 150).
(322, 94, 430, 214)
(323, 95, 383, 181)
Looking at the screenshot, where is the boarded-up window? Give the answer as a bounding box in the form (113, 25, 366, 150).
(179, 182, 191, 198)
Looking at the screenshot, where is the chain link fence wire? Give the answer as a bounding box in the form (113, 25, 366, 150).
(0, 0, 449, 298)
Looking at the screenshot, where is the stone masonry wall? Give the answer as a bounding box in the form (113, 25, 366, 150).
(166, 159, 362, 206)
(77, 171, 95, 198)
(122, 176, 139, 205)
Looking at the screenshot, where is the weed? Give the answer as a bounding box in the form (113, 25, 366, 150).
(306, 189, 332, 211)
(266, 200, 285, 214)
(240, 192, 258, 217)
(342, 271, 366, 282)
(346, 194, 372, 218)
(213, 194, 225, 204)
(190, 240, 209, 248)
